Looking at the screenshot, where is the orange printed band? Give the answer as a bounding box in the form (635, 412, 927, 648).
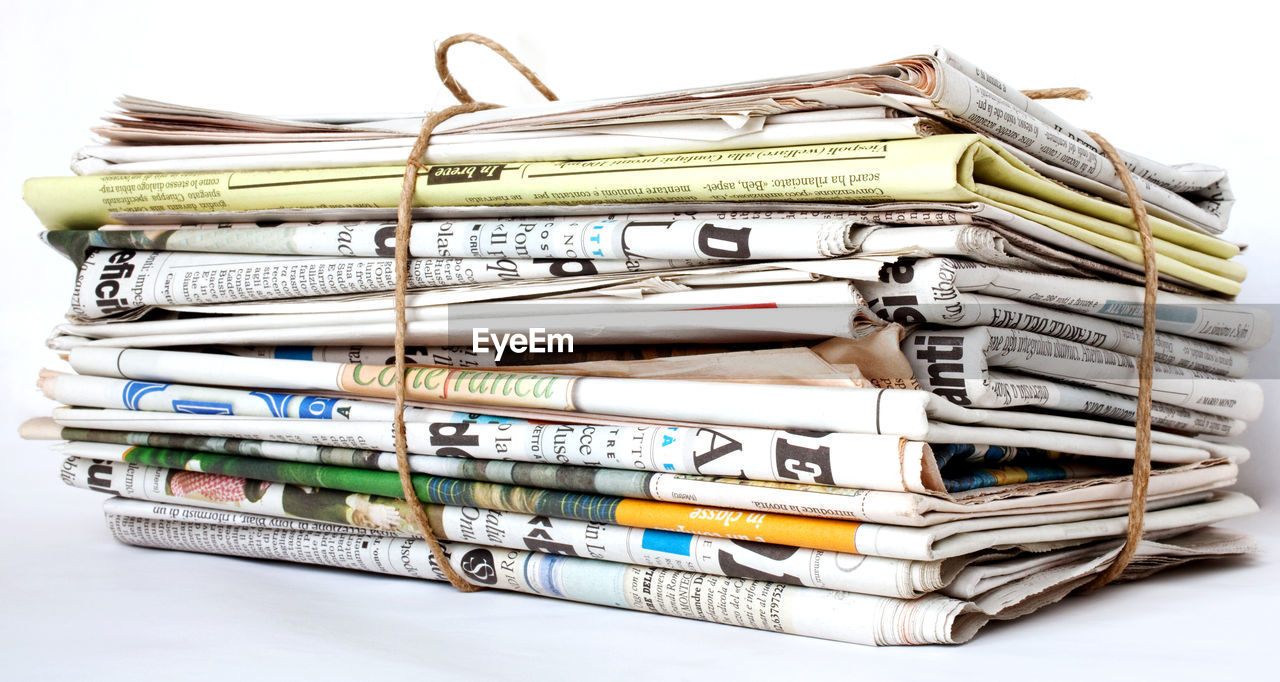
(613, 499, 861, 554)
(338, 364, 576, 411)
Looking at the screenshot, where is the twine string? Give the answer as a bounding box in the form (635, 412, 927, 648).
(1079, 130, 1156, 589)
(1021, 87, 1090, 101)
(388, 58, 1155, 592)
(436, 33, 559, 105)
(391, 35, 556, 591)
(1024, 88, 1157, 589)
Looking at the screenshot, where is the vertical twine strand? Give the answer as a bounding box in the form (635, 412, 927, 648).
(1078, 130, 1156, 590)
(1023, 88, 1156, 589)
(391, 36, 555, 592)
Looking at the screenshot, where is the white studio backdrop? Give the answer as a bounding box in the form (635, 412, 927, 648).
(1, 1, 1276, 680)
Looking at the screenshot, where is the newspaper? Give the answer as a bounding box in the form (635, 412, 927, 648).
(901, 56, 1230, 232)
(50, 217, 1178, 286)
(39, 371, 941, 493)
(153, 262, 887, 313)
(80, 460, 959, 599)
(86, 51, 1231, 234)
(76, 112, 951, 174)
(57, 275, 868, 328)
(100, 201, 1220, 292)
(929, 49, 1230, 221)
(44, 214, 866, 261)
(83, 107, 880, 145)
(99, 496, 1253, 606)
(54, 347, 1249, 462)
(416, 52, 1228, 231)
(103, 505, 981, 645)
(22, 136, 1243, 295)
(860, 284, 1249, 377)
(97, 488, 1257, 644)
(54, 333, 881, 387)
(872, 258, 1271, 349)
(88, 101, 918, 144)
(58, 347, 1247, 462)
(93, 96, 902, 136)
(57, 451, 1251, 562)
(56, 254, 881, 331)
(77, 453, 1190, 604)
(940, 526, 1255, 600)
(101, 495, 955, 600)
(102, 496, 1257, 645)
(231, 341, 876, 386)
(35, 370, 1230, 494)
(64, 346, 933, 437)
(902, 326, 1258, 426)
(73, 215, 1221, 298)
(57, 276, 883, 348)
(65, 247, 728, 320)
(858, 223, 1054, 271)
(60, 451, 891, 558)
(37, 415, 1239, 526)
(41, 403, 1242, 495)
(964, 221, 1214, 295)
(33, 420, 1171, 511)
(102, 502, 1254, 645)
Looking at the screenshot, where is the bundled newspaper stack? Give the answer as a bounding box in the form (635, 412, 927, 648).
(19, 44, 1267, 646)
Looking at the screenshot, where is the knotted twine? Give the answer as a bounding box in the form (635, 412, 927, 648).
(391, 34, 557, 591)
(385, 43, 1157, 592)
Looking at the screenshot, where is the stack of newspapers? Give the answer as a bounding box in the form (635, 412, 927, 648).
(19, 48, 1267, 646)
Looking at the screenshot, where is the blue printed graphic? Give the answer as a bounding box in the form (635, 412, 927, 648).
(250, 391, 294, 418)
(525, 553, 567, 598)
(272, 346, 315, 361)
(640, 529, 693, 556)
(171, 400, 235, 415)
(589, 222, 606, 257)
(659, 426, 679, 448)
(457, 411, 521, 424)
(122, 381, 168, 410)
(298, 396, 338, 419)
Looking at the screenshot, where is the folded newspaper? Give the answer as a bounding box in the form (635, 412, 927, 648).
(19, 42, 1265, 647)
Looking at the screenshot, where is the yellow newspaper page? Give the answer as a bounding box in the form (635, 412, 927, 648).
(24, 135, 1241, 293)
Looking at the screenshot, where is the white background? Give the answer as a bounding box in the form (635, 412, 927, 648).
(2, 1, 1277, 679)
